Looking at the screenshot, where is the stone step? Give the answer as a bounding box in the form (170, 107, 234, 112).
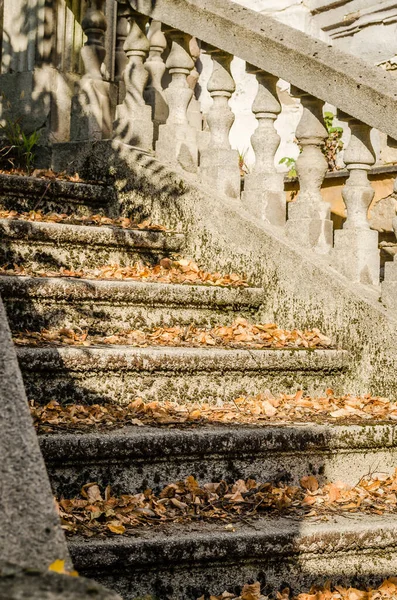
(67, 513, 397, 599)
(0, 173, 116, 215)
(0, 276, 263, 331)
(17, 345, 348, 404)
(0, 219, 184, 270)
(41, 422, 396, 498)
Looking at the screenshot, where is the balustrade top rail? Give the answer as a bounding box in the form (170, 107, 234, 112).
(128, 0, 397, 141)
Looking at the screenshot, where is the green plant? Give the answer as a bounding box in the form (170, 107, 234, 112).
(238, 147, 250, 176)
(0, 93, 40, 174)
(0, 117, 40, 174)
(323, 111, 343, 171)
(279, 156, 297, 178)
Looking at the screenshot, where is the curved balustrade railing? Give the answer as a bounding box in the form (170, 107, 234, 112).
(4, 0, 397, 295)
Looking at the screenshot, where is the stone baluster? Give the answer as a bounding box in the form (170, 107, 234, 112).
(70, 0, 116, 141)
(156, 28, 198, 172)
(285, 89, 332, 253)
(37, 0, 55, 65)
(113, 9, 153, 149)
(242, 67, 285, 226)
(114, 14, 129, 83)
(81, 0, 107, 80)
(333, 115, 379, 285)
(144, 21, 168, 143)
(200, 46, 240, 198)
(187, 37, 203, 132)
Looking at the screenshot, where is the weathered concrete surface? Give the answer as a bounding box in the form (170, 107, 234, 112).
(0, 563, 121, 600)
(333, 229, 380, 286)
(41, 422, 397, 497)
(0, 275, 263, 331)
(68, 514, 397, 599)
(0, 296, 71, 570)
(0, 219, 183, 270)
(51, 140, 397, 396)
(128, 0, 397, 141)
(0, 174, 115, 216)
(17, 345, 348, 404)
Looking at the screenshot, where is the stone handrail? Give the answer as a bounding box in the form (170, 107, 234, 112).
(128, 0, 397, 141)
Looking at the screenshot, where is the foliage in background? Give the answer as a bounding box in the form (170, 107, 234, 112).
(279, 112, 343, 177)
(279, 156, 297, 178)
(322, 111, 343, 171)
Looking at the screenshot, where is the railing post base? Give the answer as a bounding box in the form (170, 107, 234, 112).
(200, 148, 241, 199)
(156, 123, 198, 173)
(70, 79, 117, 142)
(333, 229, 380, 286)
(285, 216, 333, 254)
(242, 173, 285, 226)
(114, 102, 153, 149)
(382, 259, 397, 310)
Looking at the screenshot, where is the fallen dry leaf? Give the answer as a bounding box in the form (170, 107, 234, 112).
(57, 469, 397, 538)
(31, 389, 397, 436)
(0, 209, 168, 232)
(1, 258, 248, 288)
(13, 319, 332, 351)
(300, 476, 319, 493)
(201, 579, 397, 599)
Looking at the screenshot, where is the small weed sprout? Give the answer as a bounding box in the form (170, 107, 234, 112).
(238, 148, 250, 176)
(0, 93, 40, 174)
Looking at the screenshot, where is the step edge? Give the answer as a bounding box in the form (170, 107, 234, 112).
(0, 219, 184, 250)
(39, 422, 396, 461)
(0, 173, 114, 202)
(17, 345, 349, 373)
(67, 513, 397, 569)
(0, 275, 263, 308)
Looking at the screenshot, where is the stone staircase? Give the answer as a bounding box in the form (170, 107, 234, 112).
(4, 0, 397, 598)
(1, 176, 397, 599)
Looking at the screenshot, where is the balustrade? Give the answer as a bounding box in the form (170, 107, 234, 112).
(156, 27, 198, 172)
(144, 21, 168, 143)
(200, 46, 240, 198)
(70, 0, 115, 142)
(186, 37, 203, 132)
(113, 8, 153, 149)
(11, 0, 394, 292)
(333, 115, 379, 285)
(114, 13, 129, 85)
(285, 89, 332, 254)
(242, 67, 285, 226)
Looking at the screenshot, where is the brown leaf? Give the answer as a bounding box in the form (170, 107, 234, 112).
(241, 582, 261, 600)
(300, 476, 319, 492)
(107, 521, 126, 534)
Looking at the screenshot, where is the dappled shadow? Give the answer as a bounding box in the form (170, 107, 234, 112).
(1, 1, 396, 598)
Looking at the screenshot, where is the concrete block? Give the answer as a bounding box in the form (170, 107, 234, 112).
(242, 172, 286, 226)
(156, 122, 198, 172)
(71, 78, 117, 142)
(381, 261, 397, 310)
(0, 68, 73, 144)
(200, 147, 241, 198)
(0, 563, 121, 600)
(113, 101, 154, 150)
(0, 296, 71, 570)
(285, 216, 333, 254)
(333, 228, 380, 286)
